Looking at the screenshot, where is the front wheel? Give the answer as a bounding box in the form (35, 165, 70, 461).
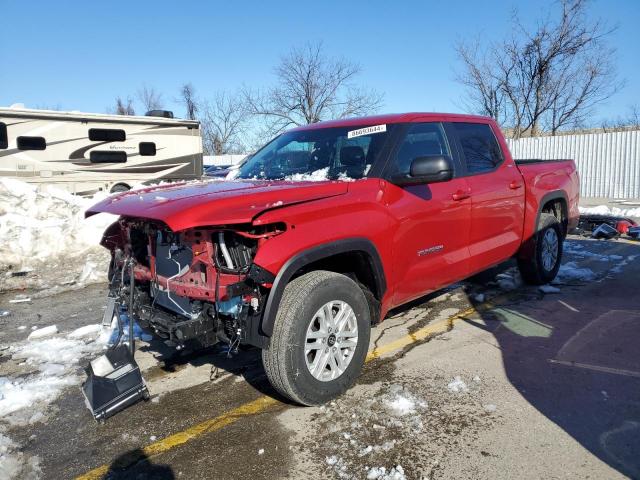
(518, 213, 563, 285)
(262, 270, 371, 406)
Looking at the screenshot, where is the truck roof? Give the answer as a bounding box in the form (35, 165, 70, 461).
(290, 112, 494, 131)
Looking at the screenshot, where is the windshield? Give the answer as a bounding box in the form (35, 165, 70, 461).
(236, 125, 393, 181)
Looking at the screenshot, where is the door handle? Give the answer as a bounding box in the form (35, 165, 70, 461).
(509, 180, 523, 190)
(452, 189, 471, 201)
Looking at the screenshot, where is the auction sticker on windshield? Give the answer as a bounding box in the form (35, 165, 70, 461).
(347, 124, 387, 139)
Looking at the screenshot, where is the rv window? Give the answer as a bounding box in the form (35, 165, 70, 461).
(139, 142, 156, 156)
(0, 123, 7, 149)
(88, 128, 126, 142)
(17, 136, 46, 151)
(90, 151, 127, 163)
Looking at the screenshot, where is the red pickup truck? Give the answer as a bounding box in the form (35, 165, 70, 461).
(87, 113, 579, 410)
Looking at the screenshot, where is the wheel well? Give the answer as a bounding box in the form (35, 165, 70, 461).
(110, 183, 131, 193)
(290, 251, 382, 324)
(541, 197, 568, 237)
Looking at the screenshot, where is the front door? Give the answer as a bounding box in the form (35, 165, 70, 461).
(383, 122, 472, 307)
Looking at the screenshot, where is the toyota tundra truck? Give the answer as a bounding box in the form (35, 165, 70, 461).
(84, 113, 579, 416)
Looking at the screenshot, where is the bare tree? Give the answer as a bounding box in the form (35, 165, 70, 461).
(200, 92, 249, 155)
(137, 84, 164, 112)
(244, 42, 383, 136)
(180, 83, 199, 120)
(601, 104, 640, 132)
(456, 0, 621, 138)
(113, 96, 135, 115)
(455, 42, 508, 125)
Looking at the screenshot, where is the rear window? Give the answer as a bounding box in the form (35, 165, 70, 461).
(89, 128, 126, 142)
(453, 122, 503, 174)
(90, 151, 127, 163)
(17, 136, 46, 151)
(0, 123, 7, 149)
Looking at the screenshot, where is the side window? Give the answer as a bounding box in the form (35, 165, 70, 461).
(89, 128, 126, 142)
(139, 142, 156, 156)
(0, 123, 7, 149)
(392, 122, 450, 175)
(453, 122, 502, 174)
(17, 136, 46, 151)
(90, 151, 127, 163)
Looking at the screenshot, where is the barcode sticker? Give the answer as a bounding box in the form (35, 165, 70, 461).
(347, 124, 387, 139)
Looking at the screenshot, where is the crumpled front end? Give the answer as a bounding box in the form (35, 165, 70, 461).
(104, 217, 283, 352)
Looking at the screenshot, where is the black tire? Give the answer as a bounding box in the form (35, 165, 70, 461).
(518, 213, 563, 285)
(262, 270, 371, 406)
(110, 183, 130, 193)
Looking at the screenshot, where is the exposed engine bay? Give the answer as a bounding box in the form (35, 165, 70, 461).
(104, 218, 283, 353)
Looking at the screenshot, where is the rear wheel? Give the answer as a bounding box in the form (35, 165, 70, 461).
(518, 213, 563, 285)
(262, 270, 371, 406)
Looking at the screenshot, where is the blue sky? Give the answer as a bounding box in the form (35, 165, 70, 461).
(1, 0, 639, 125)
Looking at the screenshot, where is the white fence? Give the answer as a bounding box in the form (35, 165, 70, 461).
(507, 130, 640, 199)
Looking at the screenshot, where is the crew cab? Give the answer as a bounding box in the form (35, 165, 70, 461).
(86, 113, 580, 408)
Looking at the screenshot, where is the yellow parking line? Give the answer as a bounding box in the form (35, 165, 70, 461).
(77, 300, 488, 479)
(76, 396, 280, 480)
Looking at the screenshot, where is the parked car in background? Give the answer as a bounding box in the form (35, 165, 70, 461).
(0, 107, 203, 194)
(86, 112, 579, 418)
(203, 164, 232, 178)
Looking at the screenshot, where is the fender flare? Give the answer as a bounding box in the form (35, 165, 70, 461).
(536, 190, 569, 234)
(259, 238, 387, 337)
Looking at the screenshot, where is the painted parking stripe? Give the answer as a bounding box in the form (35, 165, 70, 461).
(76, 300, 491, 479)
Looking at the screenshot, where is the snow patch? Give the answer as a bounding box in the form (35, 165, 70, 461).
(383, 385, 427, 416)
(579, 205, 640, 219)
(554, 262, 596, 283)
(447, 376, 469, 393)
(27, 325, 58, 340)
(68, 324, 102, 339)
(539, 284, 561, 294)
(284, 167, 330, 182)
(367, 465, 406, 480)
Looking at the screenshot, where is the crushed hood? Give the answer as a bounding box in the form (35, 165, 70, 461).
(86, 179, 349, 231)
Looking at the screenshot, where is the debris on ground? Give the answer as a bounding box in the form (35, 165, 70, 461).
(296, 376, 492, 480)
(8, 297, 31, 304)
(591, 223, 619, 240)
(0, 311, 9, 317)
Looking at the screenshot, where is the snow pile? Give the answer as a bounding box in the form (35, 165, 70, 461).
(0, 178, 116, 292)
(579, 205, 640, 219)
(447, 376, 469, 393)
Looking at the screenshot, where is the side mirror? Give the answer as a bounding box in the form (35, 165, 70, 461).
(391, 155, 454, 186)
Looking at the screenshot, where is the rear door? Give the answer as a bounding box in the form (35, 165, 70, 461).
(448, 121, 525, 273)
(383, 122, 472, 307)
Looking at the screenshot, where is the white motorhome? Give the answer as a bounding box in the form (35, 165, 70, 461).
(0, 107, 203, 194)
